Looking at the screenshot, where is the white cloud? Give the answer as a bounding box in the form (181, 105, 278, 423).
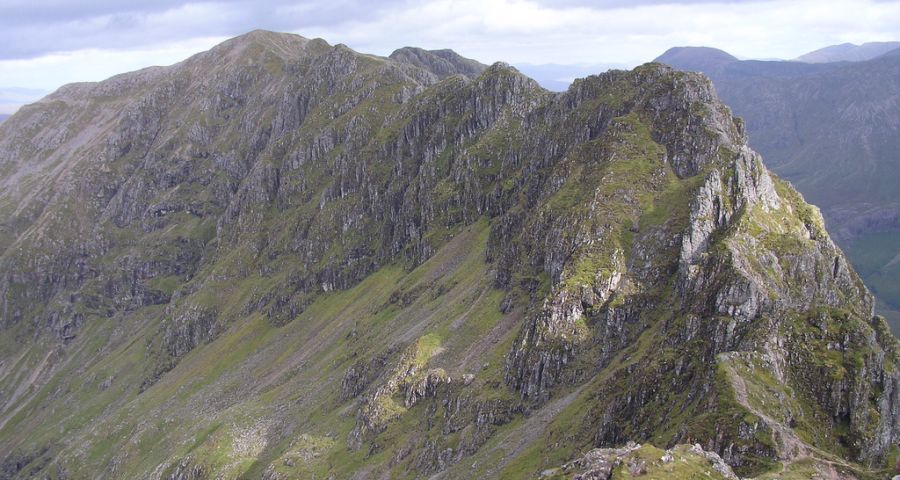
(301, 0, 900, 65)
(0, 36, 227, 92)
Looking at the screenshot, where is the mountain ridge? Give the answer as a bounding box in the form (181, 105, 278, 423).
(655, 46, 739, 71)
(0, 30, 896, 479)
(796, 41, 900, 63)
(388, 46, 489, 80)
(654, 44, 900, 335)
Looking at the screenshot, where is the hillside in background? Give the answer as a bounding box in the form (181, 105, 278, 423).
(0, 114, 8, 123)
(649, 46, 738, 71)
(796, 41, 900, 63)
(0, 31, 896, 479)
(656, 45, 900, 333)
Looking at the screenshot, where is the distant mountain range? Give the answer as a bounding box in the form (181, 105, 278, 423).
(796, 41, 900, 63)
(0, 114, 9, 123)
(515, 42, 900, 93)
(655, 45, 900, 332)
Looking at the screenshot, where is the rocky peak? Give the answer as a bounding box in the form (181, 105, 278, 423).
(205, 29, 311, 58)
(389, 46, 488, 79)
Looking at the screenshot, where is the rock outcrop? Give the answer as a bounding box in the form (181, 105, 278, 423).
(542, 442, 740, 480)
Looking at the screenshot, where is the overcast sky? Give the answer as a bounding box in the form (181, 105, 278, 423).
(1, 0, 899, 113)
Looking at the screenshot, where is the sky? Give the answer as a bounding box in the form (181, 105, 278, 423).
(1, 0, 899, 113)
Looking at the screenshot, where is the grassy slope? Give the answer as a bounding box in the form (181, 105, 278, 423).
(0, 106, 723, 478)
(1, 219, 521, 478)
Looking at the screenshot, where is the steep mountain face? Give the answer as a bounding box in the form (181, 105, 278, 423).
(0, 30, 897, 479)
(796, 42, 900, 63)
(655, 46, 900, 333)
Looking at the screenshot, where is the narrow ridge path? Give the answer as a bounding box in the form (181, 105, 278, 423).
(721, 360, 857, 479)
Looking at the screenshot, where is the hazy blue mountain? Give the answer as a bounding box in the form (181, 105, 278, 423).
(878, 47, 900, 60)
(656, 46, 900, 333)
(796, 41, 900, 63)
(654, 46, 738, 71)
(0, 114, 9, 123)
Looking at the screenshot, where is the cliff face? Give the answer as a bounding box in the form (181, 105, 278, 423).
(0, 30, 896, 479)
(655, 46, 900, 335)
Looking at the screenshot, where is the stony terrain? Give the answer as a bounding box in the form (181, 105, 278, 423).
(656, 45, 900, 333)
(0, 30, 896, 479)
